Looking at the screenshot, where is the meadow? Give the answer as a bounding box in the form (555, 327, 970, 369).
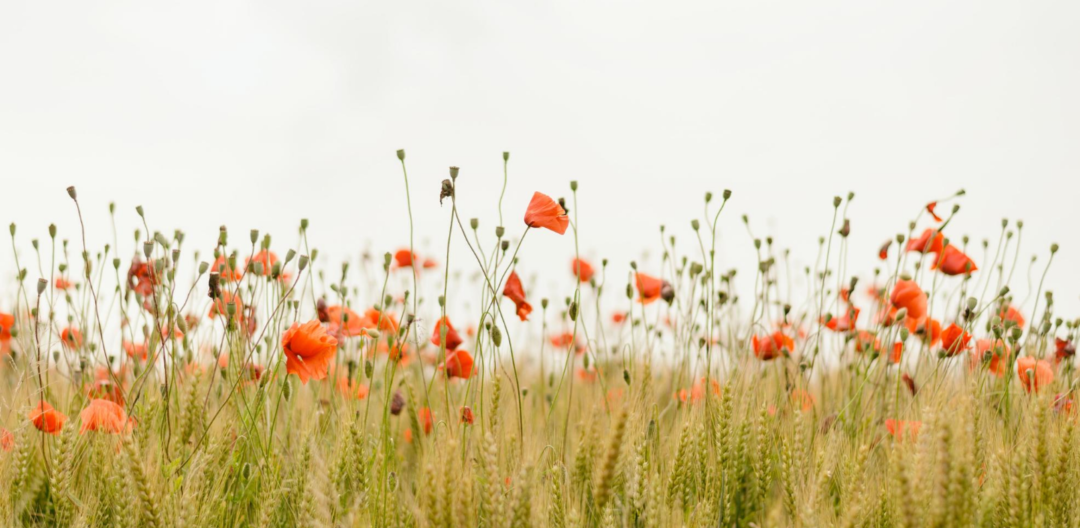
(0, 151, 1077, 527)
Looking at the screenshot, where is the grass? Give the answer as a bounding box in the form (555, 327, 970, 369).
(0, 158, 1077, 527)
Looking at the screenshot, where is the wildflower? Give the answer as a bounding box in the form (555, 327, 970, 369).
(326, 305, 365, 337)
(572, 258, 595, 283)
(902, 373, 918, 396)
(245, 250, 278, 277)
(791, 389, 815, 411)
(0, 312, 14, 354)
(635, 273, 665, 305)
(885, 419, 922, 442)
(79, 399, 129, 435)
(502, 270, 533, 321)
(1016, 356, 1054, 393)
(127, 259, 158, 296)
(689, 377, 721, 403)
(208, 290, 243, 321)
(878, 240, 892, 260)
(418, 407, 434, 434)
(752, 331, 794, 361)
(906, 228, 945, 254)
(523, 192, 568, 234)
(460, 406, 475, 425)
(823, 306, 860, 332)
(889, 342, 904, 364)
(611, 312, 627, 324)
(1055, 338, 1075, 365)
(441, 349, 474, 379)
(60, 327, 83, 350)
(940, 323, 972, 356)
(577, 367, 598, 382)
(1053, 393, 1075, 414)
(0, 428, 12, 451)
(933, 245, 978, 276)
(29, 400, 66, 435)
(890, 280, 927, 322)
(393, 249, 417, 268)
(853, 330, 881, 354)
(972, 339, 1010, 377)
(85, 379, 124, 406)
(281, 320, 338, 384)
(54, 276, 73, 290)
(362, 308, 400, 335)
(123, 340, 148, 361)
(211, 254, 242, 281)
(926, 202, 943, 222)
(998, 305, 1025, 329)
(430, 317, 463, 351)
(336, 375, 370, 400)
(916, 318, 942, 346)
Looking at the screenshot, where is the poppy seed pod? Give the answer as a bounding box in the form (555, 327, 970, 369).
(143, 242, 153, 259)
(705, 192, 713, 203)
(8, 223, 14, 236)
(66, 186, 77, 199)
(661, 281, 675, 304)
(36, 278, 47, 295)
(135, 205, 145, 218)
(113, 258, 121, 270)
(449, 166, 459, 180)
(298, 255, 309, 271)
(833, 196, 842, 208)
(470, 218, 479, 230)
(503, 151, 509, 161)
(495, 226, 505, 238)
(501, 240, 510, 251)
(250, 230, 259, 244)
(691, 219, 700, 231)
(48, 224, 56, 239)
(570, 180, 578, 191)
(396, 149, 405, 161)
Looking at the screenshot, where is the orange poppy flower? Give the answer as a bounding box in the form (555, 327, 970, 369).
(393, 249, 417, 268)
(363, 308, 400, 335)
(418, 407, 434, 435)
(635, 273, 664, 305)
(54, 276, 73, 290)
(79, 399, 130, 435)
(689, 377, 721, 404)
(523, 192, 568, 235)
(823, 306, 860, 332)
(281, 320, 338, 384)
(890, 280, 927, 322)
(459, 406, 475, 425)
(572, 258, 595, 283)
(211, 254, 243, 282)
(853, 330, 881, 354)
(0, 428, 13, 451)
(999, 305, 1025, 329)
(972, 339, 1010, 377)
(245, 250, 278, 276)
(933, 245, 978, 276)
(208, 290, 244, 321)
(611, 312, 627, 324)
(60, 327, 83, 350)
(550, 332, 584, 354)
(1055, 338, 1075, 365)
(1053, 393, 1075, 415)
(29, 400, 66, 435)
(127, 259, 158, 297)
(85, 379, 125, 406)
(791, 389, 815, 412)
(916, 318, 942, 346)
(885, 419, 922, 442)
(576, 367, 598, 382)
(336, 375, 370, 400)
(0, 312, 14, 354)
(889, 342, 904, 364)
(878, 240, 892, 260)
(1017, 357, 1054, 393)
(441, 349, 474, 379)
(926, 202, 943, 222)
(940, 323, 971, 356)
(327, 305, 366, 338)
(430, 317, 463, 351)
(123, 340, 148, 361)
(906, 228, 945, 254)
(752, 331, 794, 361)
(502, 271, 532, 321)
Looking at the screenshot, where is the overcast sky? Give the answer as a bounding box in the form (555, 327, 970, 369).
(2, 1, 1078, 317)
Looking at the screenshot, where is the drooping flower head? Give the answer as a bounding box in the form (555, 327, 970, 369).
(281, 320, 338, 384)
(523, 192, 569, 234)
(502, 270, 532, 321)
(635, 273, 669, 305)
(430, 317, 463, 351)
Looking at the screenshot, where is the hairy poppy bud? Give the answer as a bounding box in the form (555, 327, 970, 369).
(704, 192, 713, 203)
(366, 329, 380, 340)
(365, 360, 374, 378)
(541, 298, 549, 309)
(833, 196, 842, 208)
(113, 258, 121, 270)
(8, 223, 14, 236)
(626, 283, 633, 299)
(568, 302, 578, 321)
(501, 240, 509, 251)
(623, 369, 631, 385)
(691, 219, 700, 231)
(1051, 243, 1059, 254)
(135, 205, 145, 218)
(48, 224, 56, 239)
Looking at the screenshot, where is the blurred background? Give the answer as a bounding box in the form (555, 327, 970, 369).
(1, 1, 1078, 316)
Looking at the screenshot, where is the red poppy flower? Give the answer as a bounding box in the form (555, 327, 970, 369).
(281, 320, 338, 384)
(523, 192, 568, 235)
(326, 305, 365, 338)
(890, 280, 927, 322)
(878, 240, 892, 261)
(889, 342, 904, 364)
(422, 258, 438, 269)
(393, 249, 417, 268)
(0, 428, 12, 451)
(999, 305, 1025, 329)
(85, 379, 124, 406)
(940, 324, 972, 356)
(1, 312, 14, 354)
(906, 228, 945, 254)
(885, 419, 922, 442)
(208, 290, 244, 321)
(123, 340, 148, 361)
(442, 349, 474, 379)
(245, 250, 278, 276)
(635, 273, 664, 305)
(502, 271, 532, 321)
(418, 407, 434, 435)
(29, 401, 66, 435)
(335, 375, 370, 400)
(54, 277, 73, 290)
(211, 254, 243, 282)
(79, 399, 130, 435)
(1017, 356, 1054, 393)
(460, 406, 475, 425)
(917, 318, 942, 346)
(60, 327, 83, 350)
(853, 330, 881, 354)
(1055, 338, 1075, 365)
(127, 259, 158, 297)
(431, 317, 463, 351)
(576, 368, 597, 382)
(926, 202, 943, 222)
(690, 377, 721, 404)
(933, 245, 978, 276)
(572, 258, 595, 283)
(611, 312, 627, 324)
(972, 339, 1010, 377)
(823, 306, 860, 332)
(752, 331, 794, 361)
(791, 389, 815, 411)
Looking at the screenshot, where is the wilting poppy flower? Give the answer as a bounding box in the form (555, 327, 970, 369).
(523, 192, 568, 235)
(211, 254, 243, 282)
(460, 406, 475, 425)
(1055, 338, 1075, 365)
(752, 331, 794, 361)
(940, 323, 972, 356)
(635, 273, 664, 305)
(572, 258, 595, 283)
(127, 259, 158, 297)
(60, 327, 83, 350)
(824, 306, 860, 332)
(791, 389, 815, 412)
(1017, 357, 1054, 393)
(0, 428, 12, 451)
(79, 399, 130, 435)
(933, 245, 978, 276)
(885, 419, 922, 442)
(123, 340, 148, 361)
(441, 349, 474, 379)
(29, 401, 66, 435)
(54, 276, 73, 290)
(902, 373, 918, 396)
(281, 320, 338, 384)
(1053, 393, 1075, 415)
(890, 280, 927, 322)
(244, 250, 278, 276)
(502, 270, 532, 321)
(926, 202, 943, 222)
(878, 240, 892, 260)
(998, 305, 1025, 329)
(418, 407, 434, 435)
(906, 228, 945, 254)
(972, 339, 1010, 377)
(390, 392, 405, 416)
(431, 317, 463, 351)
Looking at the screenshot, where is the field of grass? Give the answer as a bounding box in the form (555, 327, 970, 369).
(0, 153, 1077, 527)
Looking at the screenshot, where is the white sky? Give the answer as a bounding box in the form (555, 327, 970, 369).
(1, 1, 1078, 318)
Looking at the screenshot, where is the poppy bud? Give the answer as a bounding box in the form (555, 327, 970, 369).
(967, 297, 977, 310)
(365, 360, 374, 378)
(838, 219, 850, 237)
(900, 327, 910, 341)
(271, 262, 282, 279)
(704, 192, 713, 203)
(495, 226, 505, 238)
(1011, 327, 1023, 341)
(541, 298, 549, 309)
(367, 329, 380, 339)
(501, 240, 509, 252)
(112, 257, 121, 270)
(691, 219, 700, 231)
(1051, 243, 1059, 254)
(136, 205, 145, 218)
(583, 355, 590, 369)
(8, 223, 14, 236)
(470, 218, 479, 230)
(390, 392, 405, 415)
(66, 186, 77, 199)
(251, 262, 264, 276)
(396, 149, 405, 161)
(999, 286, 1010, 297)
(502, 151, 509, 161)
(570, 180, 578, 191)
(143, 241, 153, 258)
(492, 324, 503, 347)
(568, 302, 578, 321)
(282, 379, 292, 401)
(626, 283, 633, 299)
(661, 281, 675, 304)
(36, 278, 47, 295)
(833, 196, 842, 208)
(623, 369, 631, 385)
(894, 308, 907, 322)
(250, 230, 259, 244)
(284, 249, 296, 264)
(48, 224, 57, 239)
